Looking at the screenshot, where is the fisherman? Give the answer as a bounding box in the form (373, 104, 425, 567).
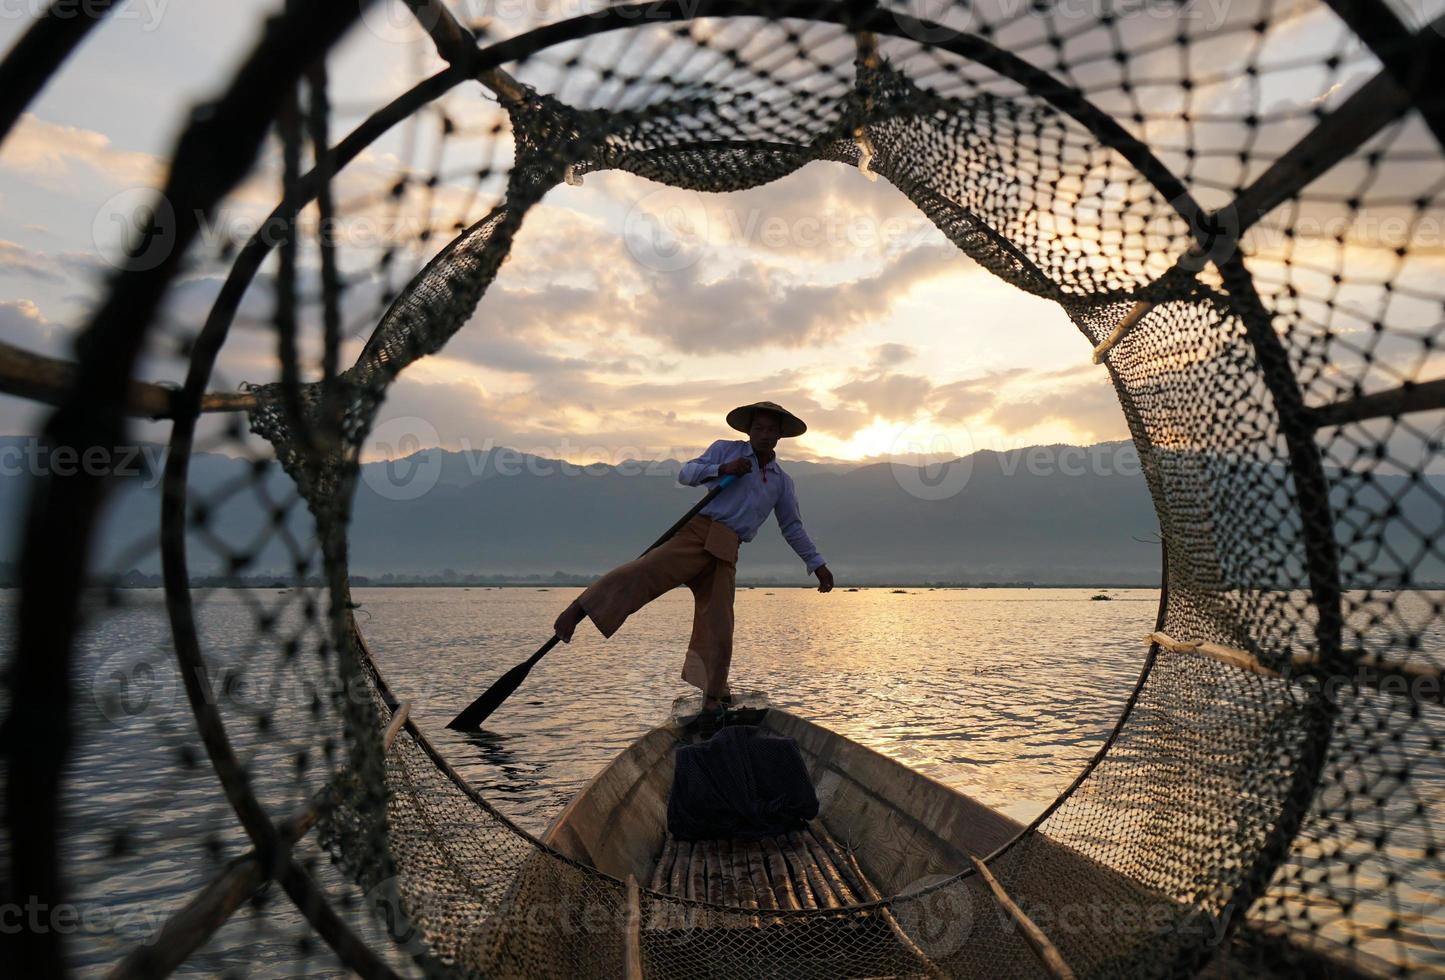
(552, 401, 834, 717)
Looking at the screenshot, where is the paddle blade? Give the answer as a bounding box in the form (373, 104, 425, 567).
(445, 637, 557, 730)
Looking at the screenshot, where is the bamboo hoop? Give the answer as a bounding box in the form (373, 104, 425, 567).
(382, 701, 412, 753)
(107, 795, 324, 980)
(1091, 299, 1156, 363)
(968, 854, 1076, 980)
(0, 340, 257, 419)
(623, 875, 643, 980)
(1148, 630, 1442, 703)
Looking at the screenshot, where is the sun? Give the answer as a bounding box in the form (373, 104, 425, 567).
(815, 415, 974, 463)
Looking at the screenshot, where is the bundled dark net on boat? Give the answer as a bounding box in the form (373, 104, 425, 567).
(5, 0, 1445, 977)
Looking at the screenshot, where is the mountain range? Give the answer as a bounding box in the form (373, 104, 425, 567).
(0, 436, 1434, 587)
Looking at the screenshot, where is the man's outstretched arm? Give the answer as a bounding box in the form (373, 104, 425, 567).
(775, 478, 833, 592)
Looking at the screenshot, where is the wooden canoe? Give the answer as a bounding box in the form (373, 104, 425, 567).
(542, 693, 1022, 900)
(538, 693, 1030, 978)
(535, 694, 1390, 980)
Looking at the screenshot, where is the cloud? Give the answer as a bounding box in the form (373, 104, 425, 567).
(872, 342, 914, 367)
(590, 159, 938, 267)
(0, 114, 163, 191)
(431, 191, 971, 375)
(933, 373, 1011, 420)
(0, 241, 64, 283)
(637, 244, 964, 354)
(834, 372, 934, 421)
(812, 367, 1024, 441)
(0, 240, 117, 293)
(0, 299, 64, 358)
(369, 363, 854, 464)
(986, 374, 1129, 443)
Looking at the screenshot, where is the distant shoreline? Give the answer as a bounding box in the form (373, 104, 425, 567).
(8, 575, 1433, 592)
(364, 581, 1160, 590)
(10, 580, 1431, 591)
(11, 581, 1427, 595)
(11, 580, 1166, 590)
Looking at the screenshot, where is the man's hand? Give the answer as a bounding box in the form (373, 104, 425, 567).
(814, 565, 834, 593)
(719, 457, 753, 478)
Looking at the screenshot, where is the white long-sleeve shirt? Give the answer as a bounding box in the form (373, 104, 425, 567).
(677, 439, 826, 574)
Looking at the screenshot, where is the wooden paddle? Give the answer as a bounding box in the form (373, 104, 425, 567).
(446, 473, 739, 730)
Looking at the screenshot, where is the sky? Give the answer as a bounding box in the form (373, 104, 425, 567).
(0, 0, 1439, 469)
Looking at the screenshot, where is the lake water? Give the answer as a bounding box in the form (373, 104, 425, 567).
(354, 586, 1156, 832)
(19, 586, 1444, 974)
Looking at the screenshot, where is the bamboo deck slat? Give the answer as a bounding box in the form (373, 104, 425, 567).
(762, 837, 801, 911)
(705, 840, 724, 910)
(635, 824, 962, 976)
(649, 825, 883, 922)
(656, 832, 867, 925)
(746, 841, 777, 911)
(687, 838, 707, 929)
(649, 837, 676, 930)
(812, 823, 949, 979)
(788, 829, 842, 908)
(802, 829, 858, 905)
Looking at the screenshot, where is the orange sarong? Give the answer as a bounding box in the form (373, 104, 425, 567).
(575, 513, 739, 698)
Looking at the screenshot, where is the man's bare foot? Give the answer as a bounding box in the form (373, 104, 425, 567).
(553, 600, 586, 643)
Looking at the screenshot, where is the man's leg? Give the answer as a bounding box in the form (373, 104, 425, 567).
(554, 520, 710, 642)
(680, 554, 736, 706)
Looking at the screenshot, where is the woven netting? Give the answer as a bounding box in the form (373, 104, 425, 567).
(231, 2, 1445, 978)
